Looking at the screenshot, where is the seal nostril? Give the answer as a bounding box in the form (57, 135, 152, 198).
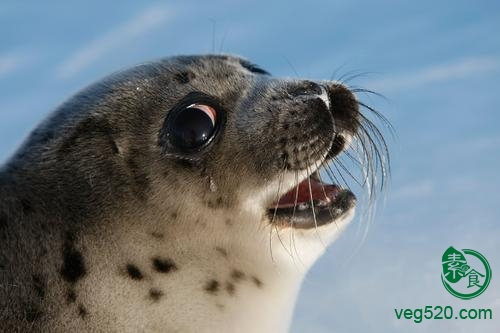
(288, 81, 323, 97)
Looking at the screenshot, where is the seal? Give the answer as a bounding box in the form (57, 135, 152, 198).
(0, 55, 388, 332)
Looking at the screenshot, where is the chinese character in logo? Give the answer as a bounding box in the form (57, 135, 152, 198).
(464, 269, 485, 288)
(442, 248, 467, 283)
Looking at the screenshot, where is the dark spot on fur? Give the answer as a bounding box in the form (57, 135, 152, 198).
(215, 247, 228, 258)
(216, 303, 225, 310)
(152, 257, 177, 273)
(61, 234, 86, 283)
(207, 196, 224, 209)
(149, 288, 164, 302)
(173, 71, 195, 84)
(251, 276, 263, 288)
(151, 232, 164, 239)
(225, 219, 233, 226)
(126, 155, 150, 200)
(239, 59, 270, 75)
(25, 304, 43, 322)
(225, 282, 235, 295)
(175, 158, 199, 169)
(170, 211, 178, 219)
(204, 279, 220, 294)
(231, 269, 245, 281)
(21, 198, 34, 215)
(61, 250, 85, 283)
(0, 212, 8, 230)
(200, 166, 208, 177)
(32, 274, 46, 299)
(58, 118, 115, 154)
(66, 289, 77, 303)
(108, 138, 120, 155)
(126, 264, 144, 280)
(78, 304, 88, 318)
(40, 221, 50, 233)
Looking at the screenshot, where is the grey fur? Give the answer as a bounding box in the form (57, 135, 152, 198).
(0, 55, 362, 332)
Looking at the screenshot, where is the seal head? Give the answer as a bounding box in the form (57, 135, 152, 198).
(0, 55, 388, 332)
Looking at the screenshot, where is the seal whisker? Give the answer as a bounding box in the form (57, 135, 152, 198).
(283, 56, 300, 77)
(342, 115, 382, 199)
(352, 130, 377, 199)
(357, 104, 393, 180)
(334, 70, 371, 86)
(332, 155, 364, 189)
(314, 135, 351, 190)
(290, 169, 303, 263)
(357, 101, 394, 131)
(329, 62, 350, 82)
(350, 87, 388, 101)
(274, 220, 294, 259)
(357, 113, 391, 163)
(269, 160, 290, 262)
(355, 124, 388, 195)
(342, 122, 387, 243)
(274, 222, 294, 261)
(315, 87, 391, 243)
(339, 148, 363, 170)
(330, 157, 351, 189)
(313, 158, 341, 232)
(218, 30, 228, 53)
(323, 163, 344, 190)
(319, 151, 345, 188)
(315, 143, 357, 231)
(306, 162, 326, 248)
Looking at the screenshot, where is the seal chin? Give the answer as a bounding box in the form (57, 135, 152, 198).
(267, 171, 356, 229)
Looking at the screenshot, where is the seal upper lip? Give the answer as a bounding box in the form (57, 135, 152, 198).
(267, 171, 356, 229)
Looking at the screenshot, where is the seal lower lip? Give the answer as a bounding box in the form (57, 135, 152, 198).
(267, 172, 356, 229)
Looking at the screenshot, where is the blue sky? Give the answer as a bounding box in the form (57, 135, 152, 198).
(1, 1, 499, 332)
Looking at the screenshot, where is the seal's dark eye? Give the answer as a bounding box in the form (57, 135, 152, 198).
(169, 104, 217, 150)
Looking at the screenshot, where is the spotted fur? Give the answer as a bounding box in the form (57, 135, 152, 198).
(0, 54, 384, 332)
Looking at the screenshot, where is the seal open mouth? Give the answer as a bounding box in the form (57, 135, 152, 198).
(267, 171, 356, 229)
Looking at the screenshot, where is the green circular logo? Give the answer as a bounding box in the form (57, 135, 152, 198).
(441, 247, 492, 300)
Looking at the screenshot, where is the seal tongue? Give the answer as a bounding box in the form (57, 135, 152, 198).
(272, 175, 339, 208)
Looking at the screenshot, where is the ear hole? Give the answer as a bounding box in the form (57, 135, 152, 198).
(173, 71, 195, 84)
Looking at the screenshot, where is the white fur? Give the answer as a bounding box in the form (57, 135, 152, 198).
(60, 167, 355, 332)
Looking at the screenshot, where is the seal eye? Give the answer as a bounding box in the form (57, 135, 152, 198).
(169, 104, 217, 150)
